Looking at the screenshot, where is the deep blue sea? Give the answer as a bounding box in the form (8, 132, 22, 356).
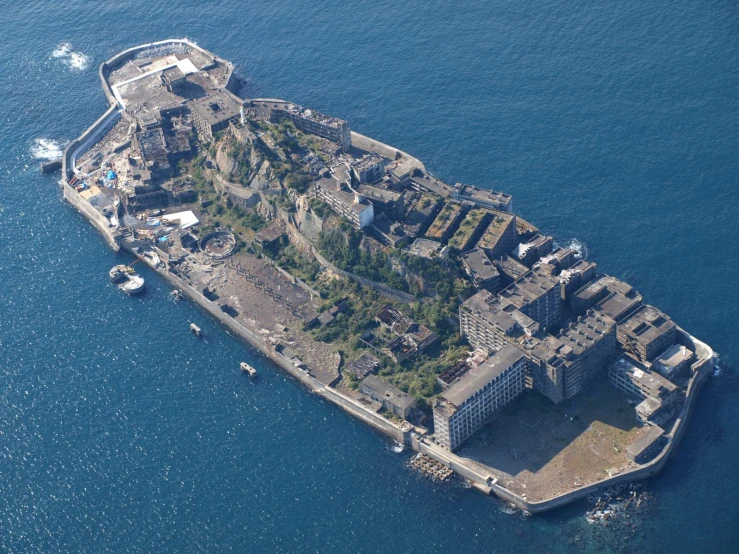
(1, 1, 738, 552)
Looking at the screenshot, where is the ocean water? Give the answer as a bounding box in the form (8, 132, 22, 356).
(1, 1, 738, 552)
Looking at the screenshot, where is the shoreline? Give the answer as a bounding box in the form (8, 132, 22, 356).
(59, 38, 713, 514)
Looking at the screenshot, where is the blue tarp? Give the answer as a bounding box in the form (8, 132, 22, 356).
(107, 170, 117, 180)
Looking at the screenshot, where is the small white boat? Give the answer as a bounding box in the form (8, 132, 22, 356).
(240, 362, 257, 377)
(118, 273, 145, 295)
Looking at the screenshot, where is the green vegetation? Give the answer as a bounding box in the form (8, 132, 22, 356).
(448, 209, 487, 250)
(309, 198, 331, 219)
(317, 229, 409, 292)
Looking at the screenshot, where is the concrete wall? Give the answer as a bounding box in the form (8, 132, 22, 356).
(350, 131, 427, 173)
(62, 185, 120, 251)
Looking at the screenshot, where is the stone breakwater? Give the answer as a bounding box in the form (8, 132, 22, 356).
(59, 38, 713, 514)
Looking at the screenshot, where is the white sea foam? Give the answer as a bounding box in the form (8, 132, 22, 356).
(52, 42, 72, 58)
(712, 353, 722, 377)
(31, 138, 67, 160)
(51, 42, 89, 71)
(565, 238, 588, 260)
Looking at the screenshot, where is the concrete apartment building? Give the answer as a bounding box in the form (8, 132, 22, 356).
(558, 260, 597, 302)
(460, 248, 501, 292)
(477, 212, 518, 260)
(191, 92, 242, 140)
(270, 103, 352, 152)
(572, 274, 643, 322)
(524, 310, 617, 403)
(433, 344, 526, 451)
(452, 183, 513, 213)
(617, 305, 677, 362)
(498, 266, 563, 331)
(314, 164, 375, 229)
(460, 290, 540, 353)
(609, 357, 680, 424)
(557, 310, 618, 399)
(352, 153, 386, 183)
(512, 234, 554, 268)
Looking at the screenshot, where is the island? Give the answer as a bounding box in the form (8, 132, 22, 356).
(59, 39, 714, 513)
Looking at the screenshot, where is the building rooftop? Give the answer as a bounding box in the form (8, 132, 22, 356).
(190, 92, 241, 126)
(613, 357, 678, 398)
(559, 310, 616, 355)
(448, 209, 490, 250)
(442, 344, 525, 407)
(653, 344, 694, 376)
(361, 375, 416, 411)
(452, 183, 512, 210)
(627, 424, 665, 461)
(462, 291, 540, 337)
(460, 249, 499, 282)
(426, 203, 463, 239)
(537, 247, 575, 271)
(352, 153, 385, 173)
(282, 103, 347, 129)
(492, 255, 529, 282)
(498, 266, 560, 310)
(356, 184, 402, 204)
(346, 353, 380, 379)
(619, 305, 676, 345)
(477, 212, 516, 251)
(403, 238, 444, 259)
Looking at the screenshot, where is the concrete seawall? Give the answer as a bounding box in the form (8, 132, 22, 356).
(59, 39, 713, 514)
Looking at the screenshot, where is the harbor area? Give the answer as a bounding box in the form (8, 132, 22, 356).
(458, 381, 645, 502)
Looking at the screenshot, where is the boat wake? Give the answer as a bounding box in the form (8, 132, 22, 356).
(31, 138, 67, 160)
(52, 42, 90, 71)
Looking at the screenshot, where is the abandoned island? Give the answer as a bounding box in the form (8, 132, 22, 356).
(57, 39, 714, 513)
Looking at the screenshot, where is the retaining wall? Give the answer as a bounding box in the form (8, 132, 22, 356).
(62, 185, 120, 251)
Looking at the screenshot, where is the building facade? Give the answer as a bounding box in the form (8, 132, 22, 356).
(271, 103, 352, 152)
(433, 345, 526, 451)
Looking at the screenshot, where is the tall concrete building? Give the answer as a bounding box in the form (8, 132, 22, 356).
(460, 248, 501, 292)
(609, 357, 680, 424)
(523, 310, 617, 403)
(617, 305, 677, 362)
(433, 345, 526, 451)
(572, 274, 642, 322)
(477, 212, 518, 260)
(270, 103, 352, 152)
(452, 183, 513, 213)
(498, 266, 563, 331)
(314, 164, 374, 229)
(460, 290, 540, 353)
(190, 92, 242, 140)
(558, 310, 618, 398)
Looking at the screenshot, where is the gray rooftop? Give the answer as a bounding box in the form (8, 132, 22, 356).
(361, 375, 416, 410)
(442, 344, 525, 407)
(559, 310, 616, 354)
(620, 305, 676, 344)
(460, 249, 499, 281)
(498, 266, 560, 308)
(190, 92, 241, 126)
